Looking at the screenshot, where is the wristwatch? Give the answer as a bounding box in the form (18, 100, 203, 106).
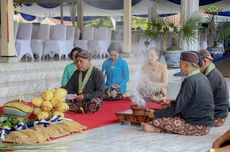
(209, 148, 215, 152)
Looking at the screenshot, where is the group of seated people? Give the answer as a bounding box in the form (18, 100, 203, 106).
(60, 46, 230, 151)
(61, 47, 168, 113)
(61, 47, 130, 113)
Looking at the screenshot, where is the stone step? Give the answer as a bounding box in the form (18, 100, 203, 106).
(0, 78, 60, 102)
(0, 56, 183, 104)
(0, 71, 63, 84)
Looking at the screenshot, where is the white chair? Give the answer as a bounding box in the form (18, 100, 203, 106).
(199, 32, 208, 50)
(74, 27, 80, 42)
(66, 26, 75, 54)
(88, 27, 111, 58)
(14, 21, 18, 40)
(15, 23, 33, 60)
(74, 26, 95, 50)
(31, 24, 50, 60)
(110, 30, 123, 53)
(43, 24, 67, 59)
(31, 25, 39, 39)
(199, 41, 208, 50)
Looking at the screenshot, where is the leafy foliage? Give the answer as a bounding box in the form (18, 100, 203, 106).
(206, 13, 230, 47)
(131, 17, 148, 30)
(141, 14, 201, 51)
(84, 17, 114, 29)
(216, 22, 230, 43)
(180, 14, 201, 45)
(141, 17, 169, 41)
(83, 16, 148, 31)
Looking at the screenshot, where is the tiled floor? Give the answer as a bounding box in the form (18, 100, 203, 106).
(1, 117, 229, 152)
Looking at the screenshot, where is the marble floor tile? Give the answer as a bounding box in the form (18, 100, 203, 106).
(1, 117, 228, 152)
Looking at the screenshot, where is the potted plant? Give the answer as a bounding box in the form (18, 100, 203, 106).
(205, 6, 230, 59)
(141, 14, 201, 68)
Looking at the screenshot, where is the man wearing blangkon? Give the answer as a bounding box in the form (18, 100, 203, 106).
(65, 50, 105, 113)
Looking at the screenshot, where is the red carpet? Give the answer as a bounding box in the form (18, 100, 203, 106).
(0, 99, 170, 130)
(65, 99, 130, 129)
(64, 98, 169, 130)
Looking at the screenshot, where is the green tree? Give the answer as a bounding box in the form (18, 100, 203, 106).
(84, 17, 114, 29)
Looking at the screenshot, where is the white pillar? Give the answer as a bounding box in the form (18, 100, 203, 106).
(123, 0, 132, 53)
(77, 0, 84, 39)
(0, 0, 17, 60)
(180, 0, 199, 51)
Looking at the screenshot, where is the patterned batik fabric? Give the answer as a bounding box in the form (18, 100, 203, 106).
(103, 88, 123, 101)
(66, 98, 102, 114)
(151, 116, 210, 136)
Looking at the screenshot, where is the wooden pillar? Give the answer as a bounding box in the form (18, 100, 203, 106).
(123, 0, 132, 53)
(77, 0, 84, 39)
(0, 0, 18, 62)
(180, 0, 199, 51)
(70, 2, 77, 26)
(60, 2, 64, 24)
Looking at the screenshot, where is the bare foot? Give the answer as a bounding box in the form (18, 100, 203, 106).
(214, 118, 225, 127)
(141, 122, 162, 133)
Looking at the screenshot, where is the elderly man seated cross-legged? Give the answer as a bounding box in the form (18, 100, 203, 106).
(142, 51, 214, 136)
(197, 49, 229, 127)
(65, 50, 105, 114)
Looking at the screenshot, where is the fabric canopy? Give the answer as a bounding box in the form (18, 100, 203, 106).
(134, 13, 177, 18)
(21, 13, 178, 22)
(208, 11, 230, 16)
(19, 0, 230, 18)
(20, 12, 36, 21)
(37, 3, 60, 8)
(19, 0, 180, 17)
(24, 3, 33, 7)
(24, 3, 60, 8)
(85, 0, 142, 10)
(23, 0, 142, 10)
(53, 16, 102, 22)
(168, 0, 221, 6)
